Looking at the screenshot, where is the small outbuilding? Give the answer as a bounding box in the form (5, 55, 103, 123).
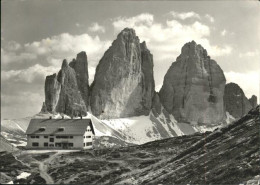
(25, 118, 95, 149)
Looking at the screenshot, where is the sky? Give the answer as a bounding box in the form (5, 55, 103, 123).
(1, 0, 260, 119)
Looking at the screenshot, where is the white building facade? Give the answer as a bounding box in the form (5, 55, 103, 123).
(26, 118, 95, 149)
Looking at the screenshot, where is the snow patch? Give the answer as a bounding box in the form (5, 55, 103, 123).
(226, 111, 236, 124)
(17, 172, 31, 179)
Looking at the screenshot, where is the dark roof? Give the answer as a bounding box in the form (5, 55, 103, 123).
(26, 119, 95, 135)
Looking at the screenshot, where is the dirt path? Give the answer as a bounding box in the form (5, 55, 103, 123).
(38, 153, 59, 184)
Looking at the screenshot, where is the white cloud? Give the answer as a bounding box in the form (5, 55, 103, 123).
(88, 22, 106, 33)
(75, 22, 81, 28)
(221, 29, 227, 36)
(205, 14, 214, 23)
(2, 33, 111, 83)
(24, 33, 110, 68)
(113, 13, 231, 61)
(239, 50, 259, 58)
(170, 11, 200, 20)
(210, 45, 232, 56)
(1, 48, 37, 65)
(112, 13, 154, 32)
(225, 71, 259, 100)
(6, 41, 21, 51)
(2, 64, 58, 83)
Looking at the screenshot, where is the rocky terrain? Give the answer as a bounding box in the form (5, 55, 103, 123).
(41, 28, 257, 128)
(2, 106, 258, 184)
(90, 28, 155, 119)
(44, 56, 88, 117)
(159, 41, 226, 125)
(224, 82, 253, 119)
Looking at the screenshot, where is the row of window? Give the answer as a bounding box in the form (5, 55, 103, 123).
(84, 142, 92, 147)
(31, 135, 74, 139)
(32, 142, 74, 147)
(84, 136, 91, 138)
(31, 136, 40, 138)
(56, 136, 73, 139)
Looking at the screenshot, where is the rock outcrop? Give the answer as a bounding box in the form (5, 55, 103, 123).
(40, 102, 48, 113)
(45, 54, 89, 116)
(69, 51, 89, 108)
(45, 73, 61, 112)
(90, 28, 155, 118)
(249, 95, 257, 108)
(55, 59, 87, 116)
(223, 82, 253, 118)
(159, 41, 226, 125)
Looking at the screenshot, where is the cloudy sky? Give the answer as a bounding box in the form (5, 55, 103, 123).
(1, 0, 260, 119)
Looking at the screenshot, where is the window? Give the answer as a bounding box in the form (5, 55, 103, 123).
(58, 127, 65, 131)
(39, 127, 45, 131)
(44, 136, 48, 138)
(86, 136, 91, 138)
(55, 143, 61, 147)
(68, 143, 73, 147)
(70, 136, 73, 139)
(44, 142, 48, 147)
(56, 136, 68, 139)
(31, 136, 35, 138)
(84, 143, 85, 146)
(32, 142, 39, 147)
(86, 142, 92, 146)
(36, 136, 39, 138)
(50, 138, 54, 142)
(83, 136, 85, 138)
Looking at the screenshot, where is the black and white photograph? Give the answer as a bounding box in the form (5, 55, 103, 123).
(0, 0, 259, 184)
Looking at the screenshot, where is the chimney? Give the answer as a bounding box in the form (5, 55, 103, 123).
(49, 116, 52, 119)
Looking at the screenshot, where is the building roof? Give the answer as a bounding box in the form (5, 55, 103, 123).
(26, 119, 95, 135)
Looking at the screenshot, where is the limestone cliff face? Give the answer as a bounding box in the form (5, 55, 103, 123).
(44, 54, 89, 116)
(45, 73, 61, 112)
(159, 41, 226, 125)
(249, 95, 257, 108)
(69, 51, 89, 109)
(224, 83, 253, 118)
(55, 60, 87, 116)
(90, 28, 155, 119)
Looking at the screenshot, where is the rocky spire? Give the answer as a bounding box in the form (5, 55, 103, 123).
(249, 95, 257, 108)
(159, 41, 226, 125)
(69, 51, 90, 109)
(90, 28, 155, 119)
(224, 83, 253, 118)
(44, 54, 88, 117)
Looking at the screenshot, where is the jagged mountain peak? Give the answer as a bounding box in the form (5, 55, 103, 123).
(179, 40, 208, 60)
(90, 28, 155, 119)
(224, 82, 253, 118)
(61, 59, 69, 69)
(159, 41, 226, 125)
